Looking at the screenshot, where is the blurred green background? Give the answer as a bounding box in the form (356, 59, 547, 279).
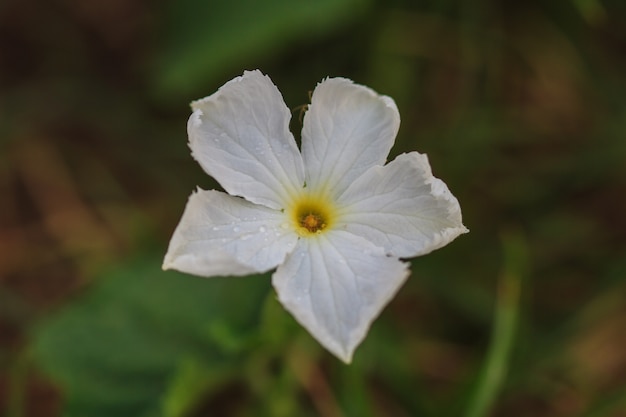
(1, 0, 625, 416)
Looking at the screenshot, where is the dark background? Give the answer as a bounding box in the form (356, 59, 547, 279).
(1, 0, 625, 416)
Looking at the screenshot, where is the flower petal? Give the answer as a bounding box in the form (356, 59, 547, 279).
(301, 77, 400, 197)
(188, 70, 305, 210)
(163, 189, 298, 277)
(337, 152, 468, 258)
(272, 231, 409, 363)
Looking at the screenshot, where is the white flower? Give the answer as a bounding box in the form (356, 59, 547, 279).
(163, 70, 467, 363)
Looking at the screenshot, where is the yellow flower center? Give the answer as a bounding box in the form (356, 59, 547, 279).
(301, 213, 324, 232)
(290, 192, 335, 236)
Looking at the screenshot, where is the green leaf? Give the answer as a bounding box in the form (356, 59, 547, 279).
(33, 255, 271, 417)
(151, 0, 371, 100)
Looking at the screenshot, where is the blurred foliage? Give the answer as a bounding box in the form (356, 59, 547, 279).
(1, 0, 625, 416)
(34, 258, 271, 417)
(153, 0, 371, 100)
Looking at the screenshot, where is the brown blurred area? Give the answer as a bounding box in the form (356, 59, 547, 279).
(1, 0, 626, 416)
(1, 1, 160, 412)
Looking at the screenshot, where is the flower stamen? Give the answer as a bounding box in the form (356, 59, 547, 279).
(291, 193, 335, 236)
(301, 212, 325, 233)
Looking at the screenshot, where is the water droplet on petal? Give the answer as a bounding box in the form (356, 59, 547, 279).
(259, 226, 266, 233)
(280, 222, 289, 230)
(233, 226, 241, 233)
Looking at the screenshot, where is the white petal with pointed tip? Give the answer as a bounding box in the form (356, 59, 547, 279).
(301, 77, 400, 197)
(272, 230, 410, 363)
(188, 70, 305, 210)
(337, 152, 468, 258)
(163, 189, 298, 277)
(165, 70, 469, 364)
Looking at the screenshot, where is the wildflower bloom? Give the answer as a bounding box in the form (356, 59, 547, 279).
(163, 70, 467, 362)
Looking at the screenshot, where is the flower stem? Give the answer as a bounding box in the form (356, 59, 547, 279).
(464, 231, 526, 417)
